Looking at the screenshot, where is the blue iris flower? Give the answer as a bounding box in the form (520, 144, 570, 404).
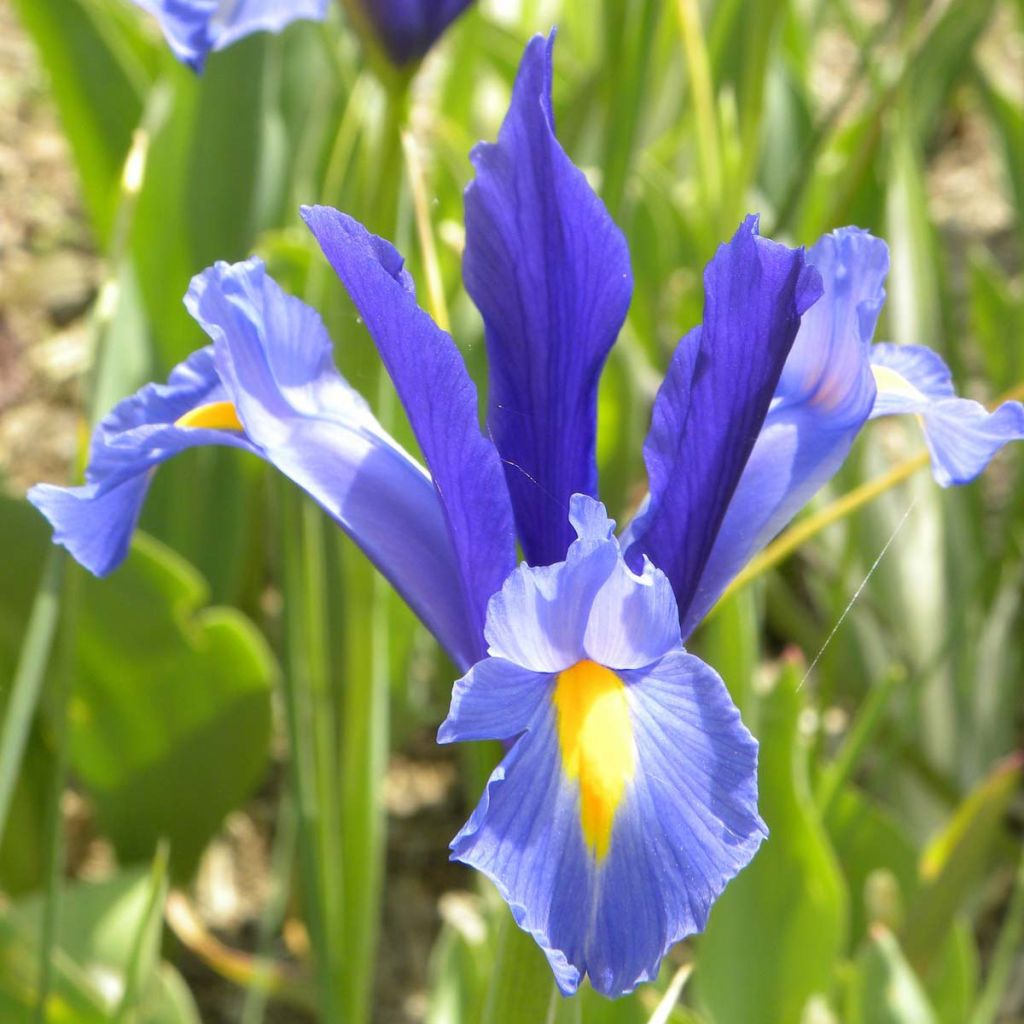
(353, 0, 474, 66)
(30, 33, 1023, 997)
(130, 0, 329, 71)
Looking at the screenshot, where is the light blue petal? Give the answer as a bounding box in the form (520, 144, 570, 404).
(28, 346, 254, 576)
(483, 548, 618, 673)
(582, 554, 680, 670)
(450, 650, 765, 998)
(870, 342, 1024, 486)
(437, 658, 552, 744)
(31, 258, 480, 668)
(188, 258, 483, 666)
(676, 227, 886, 635)
(131, 0, 327, 71)
(483, 494, 681, 672)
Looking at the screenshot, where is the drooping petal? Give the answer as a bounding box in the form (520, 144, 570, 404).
(438, 658, 552, 743)
(29, 346, 256, 575)
(30, 258, 480, 668)
(130, 0, 328, 71)
(869, 343, 1024, 486)
(679, 228, 887, 635)
(625, 217, 822, 624)
(463, 32, 633, 567)
(352, 0, 474, 65)
(302, 205, 517, 652)
(449, 650, 765, 997)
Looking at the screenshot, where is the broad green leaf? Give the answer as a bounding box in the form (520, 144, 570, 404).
(69, 531, 276, 880)
(0, 913, 108, 1024)
(901, 755, 1023, 971)
(695, 658, 848, 1024)
(6, 866, 200, 1023)
(848, 926, 937, 1024)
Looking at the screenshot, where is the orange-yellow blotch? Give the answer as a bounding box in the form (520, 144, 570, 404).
(174, 400, 244, 432)
(553, 660, 635, 861)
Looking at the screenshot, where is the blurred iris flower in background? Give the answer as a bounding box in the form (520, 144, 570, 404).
(129, 0, 474, 71)
(30, 31, 1024, 998)
(129, 0, 329, 71)
(346, 0, 474, 66)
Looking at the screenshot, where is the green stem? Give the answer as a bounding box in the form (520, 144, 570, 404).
(0, 551, 63, 850)
(278, 485, 344, 1022)
(815, 664, 904, 818)
(969, 848, 1024, 1024)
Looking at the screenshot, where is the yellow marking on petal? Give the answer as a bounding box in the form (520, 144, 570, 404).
(553, 660, 635, 861)
(872, 364, 927, 404)
(174, 400, 244, 432)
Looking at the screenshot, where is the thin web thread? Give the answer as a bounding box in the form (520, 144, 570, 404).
(799, 496, 918, 691)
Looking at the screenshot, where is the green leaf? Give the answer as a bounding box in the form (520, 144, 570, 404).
(695, 657, 848, 1024)
(825, 787, 919, 949)
(848, 926, 938, 1024)
(480, 906, 559, 1024)
(925, 923, 978, 1024)
(4, 866, 201, 1023)
(69, 532, 276, 880)
(901, 755, 1023, 971)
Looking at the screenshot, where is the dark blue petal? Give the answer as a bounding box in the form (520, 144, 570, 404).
(626, 217, 822, 624)
(463, 33, 633, 567)
(130, 0, 327, 71)
(449, 650, 764, 997)
(870, 343, 1024, 486)
(302, 205, 517, 656)
(678, 227, 886, 635)
(355, 0, 473, 65)
(30, 258, 480, 667)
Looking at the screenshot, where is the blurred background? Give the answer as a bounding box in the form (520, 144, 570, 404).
(0, 0, 1022, 1021)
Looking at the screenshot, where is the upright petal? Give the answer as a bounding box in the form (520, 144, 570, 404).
(303, 205, 517, 653)
(30, 258, 480, 667)
(626, 217, 822, 624)
(131, 0, 328, 71)
(463, 33, 633, 567)
(351, 0, 474, 65)
(869, 343, 1024, 486)
(448, 650, 765, 997)
(679, 228, 887, 635)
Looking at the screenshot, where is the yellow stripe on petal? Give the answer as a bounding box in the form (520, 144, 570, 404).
(554, 660, 635, 861)
(872, 364, 927, 404)
(174, 400, 244, 432)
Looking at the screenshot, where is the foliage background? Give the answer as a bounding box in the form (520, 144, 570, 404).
(0, 0, 1022, 1021)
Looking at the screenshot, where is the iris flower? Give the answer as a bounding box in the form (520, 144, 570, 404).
(347, 0, 474, 66)
(31, 33, 1023, 997)
(129, 0, 329, 71)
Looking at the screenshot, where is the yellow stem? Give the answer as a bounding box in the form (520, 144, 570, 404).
(401, 129, 451, 333)
(715, 378, 1024, 607)
(674, 0, 722, 213)
(165, 891, 313, 1010)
